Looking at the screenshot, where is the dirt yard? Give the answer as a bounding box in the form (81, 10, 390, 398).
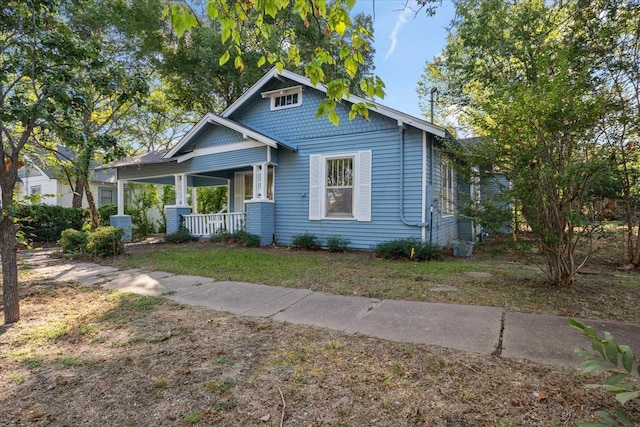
(1, 275, 639, 426)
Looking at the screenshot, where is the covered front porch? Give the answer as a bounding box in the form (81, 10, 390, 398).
(110, 160, 275, 245)
(105, 113, 286, 245)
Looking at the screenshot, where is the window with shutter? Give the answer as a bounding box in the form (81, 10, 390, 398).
(308, 151, 371, 222)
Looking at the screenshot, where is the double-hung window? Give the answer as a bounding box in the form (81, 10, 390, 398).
(325, 157, 354, 218)
(309, 151, 371, 222)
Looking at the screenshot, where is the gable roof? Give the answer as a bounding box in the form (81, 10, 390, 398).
(164, 113, 289, 159)
(19, 145, 116, 183)
(222, 68, 447, 138)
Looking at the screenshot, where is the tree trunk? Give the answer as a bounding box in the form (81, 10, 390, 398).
(72, 178, 85, 209)
(1, 213, 19, 324)
(84, 178, 100, 229)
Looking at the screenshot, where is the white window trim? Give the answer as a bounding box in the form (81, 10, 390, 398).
(261, 86, 303, 111)
(309, 151, 371, 222)
(441, 161, 455, 217)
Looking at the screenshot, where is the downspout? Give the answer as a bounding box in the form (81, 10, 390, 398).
(399, 124, 429, 228)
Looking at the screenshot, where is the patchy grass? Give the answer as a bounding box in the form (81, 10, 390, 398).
(1, 278, 639, 426)
(101, 234, 640, 323)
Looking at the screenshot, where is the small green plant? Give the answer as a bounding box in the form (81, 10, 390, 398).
(373, 238, 442, 261)
(290, 233, 321, 250)
(327, 236, 350, 252)
(184, 411, 202, 423)
(59, 229, 88, 255)
(570, 318, 639, 427)
(86, 226, 124, 257)
(165, 227, 195, 243)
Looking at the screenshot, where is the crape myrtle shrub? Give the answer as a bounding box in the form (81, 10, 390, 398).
(17, 204, 84, 242)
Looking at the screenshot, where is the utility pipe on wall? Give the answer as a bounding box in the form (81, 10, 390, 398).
(399, 124, 430, 229)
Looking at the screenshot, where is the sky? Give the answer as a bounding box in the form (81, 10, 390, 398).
(352, 0, 456, 119)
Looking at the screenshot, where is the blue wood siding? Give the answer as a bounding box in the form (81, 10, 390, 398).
(272, 128, 434, 250)
(232, 85, 397, 145)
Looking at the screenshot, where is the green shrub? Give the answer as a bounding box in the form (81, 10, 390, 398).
(17, 204, 84, 242)
(290, 233, 321, 250)
(59, 229, 88, 255)
(373, 238, 442, 261)
(86, 226, 124, 258)
(327, 236, 350, 252)
(237, 230, 261, 247)
(165, 227, 195, 243)
(571, 318, 640, 426)
(210, 230, 261, 247)
(98, 204, 118, 226)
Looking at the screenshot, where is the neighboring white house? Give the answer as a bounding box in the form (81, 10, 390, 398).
(15, 146, 119, 208)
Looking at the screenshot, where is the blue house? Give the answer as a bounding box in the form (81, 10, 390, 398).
(106, 68, 464, 249)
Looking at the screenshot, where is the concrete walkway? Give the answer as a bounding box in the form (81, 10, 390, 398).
(19, 250, 640, 368)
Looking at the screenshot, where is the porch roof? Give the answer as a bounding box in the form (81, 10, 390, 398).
(96, 150, 174, 170)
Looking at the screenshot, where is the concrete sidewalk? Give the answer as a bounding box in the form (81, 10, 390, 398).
(20, 250, 640, 368)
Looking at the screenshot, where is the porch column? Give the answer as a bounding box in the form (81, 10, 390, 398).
(117, 179, 126, 215)
(110, 179, 132, 241)
(191, 187, 198, 213)
(174, 173, 188, 206)
(252, 163, 269, 200)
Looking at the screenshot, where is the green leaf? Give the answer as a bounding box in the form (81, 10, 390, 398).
(591, 339, 605, 359)
(595, 410, 619, 426)
(328, 110, 340, 126)
(605, 339, 619, 366)
(219, 50, 230, 66)
(615, 409, 634, 426)
(345, 0, 356, 9)
(207, 3, 219, 20)
(605, 372, 627, 386)
(234, 55, 244, 71)
(257, 56, 266, 67)
(621, 348, 635, 373)
(615, 390, 640, 405)
(265, 1, 277, 18)
(344, 57, 357, 78)
(335, 21, 347, 37)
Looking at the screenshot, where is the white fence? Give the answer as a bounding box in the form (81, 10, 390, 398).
(182, 212, 245, 236)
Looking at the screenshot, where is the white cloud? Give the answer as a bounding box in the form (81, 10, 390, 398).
(384, 8, 412, 61)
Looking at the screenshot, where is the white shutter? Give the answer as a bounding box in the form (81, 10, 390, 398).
(356, 150, 372, 222)
(309, 155, 322, 220)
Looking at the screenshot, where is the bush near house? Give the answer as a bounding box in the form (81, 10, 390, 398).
(17, 204, 84, 242)
(59, 226, 124, 258)
(290, 233, 322, 250)
(59, 229, 88, 255)
(373, 238, 443, 261)
(210, 230, 261, 247)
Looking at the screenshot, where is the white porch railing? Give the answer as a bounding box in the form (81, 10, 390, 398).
(182, 212, 245, 236)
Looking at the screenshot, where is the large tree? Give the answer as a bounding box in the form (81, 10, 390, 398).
(168, 0, 385, 125)
(421, 0, 615, 286)
(596, 2, 640, 266)
(47, 0, 162, 224)
(0, 0, 99, 323)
